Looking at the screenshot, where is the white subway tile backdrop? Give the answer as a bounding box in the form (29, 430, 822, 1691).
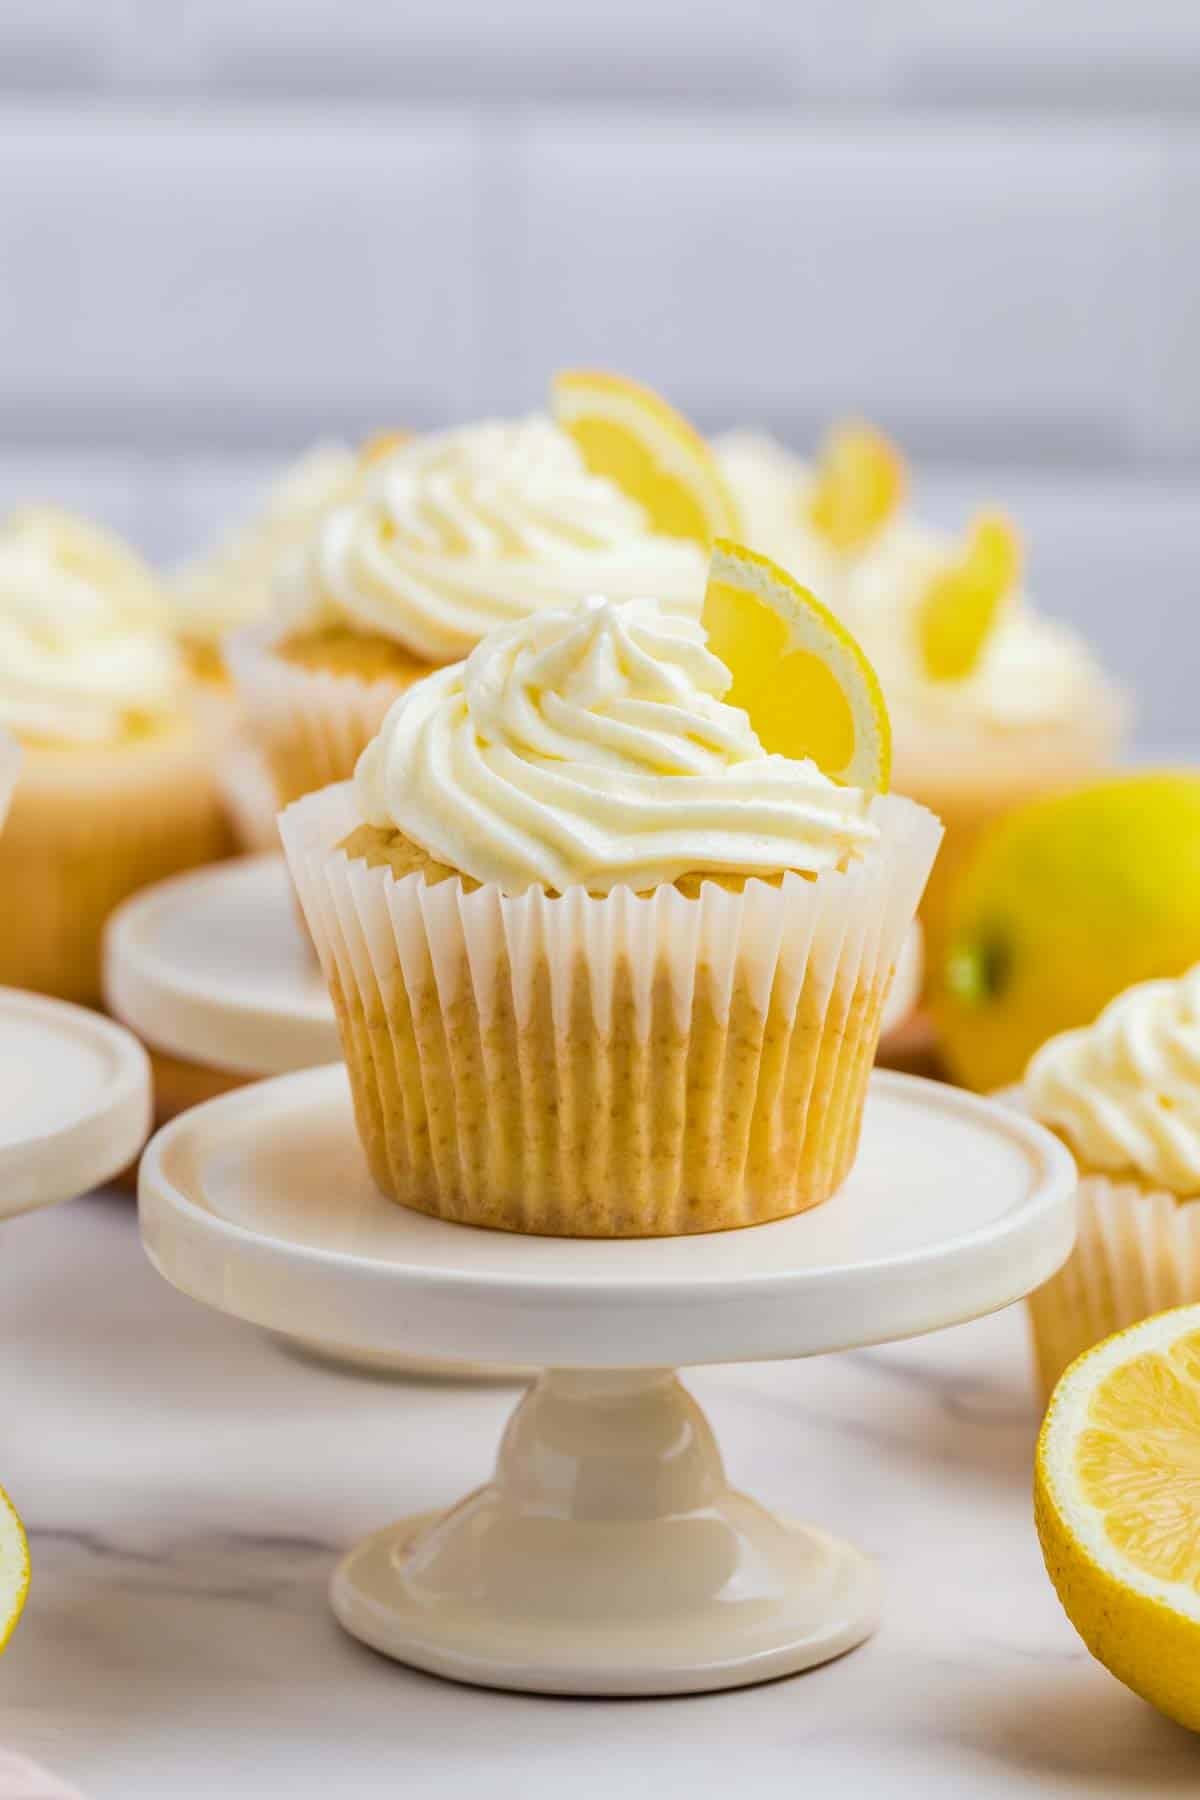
(0, 5, 1196, 739)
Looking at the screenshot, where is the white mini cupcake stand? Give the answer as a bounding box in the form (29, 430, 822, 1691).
(0, 988, 151, 1219)
(139, 1064, 1073, 1697)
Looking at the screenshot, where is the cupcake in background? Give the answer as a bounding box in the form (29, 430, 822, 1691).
(851, 510, 1129, 964)
(230, 373, 724, 815)
(281, 544, 940, 1238)
(1022, 967, 1200, 1398)
(0, 507, 231, 1003)
(171, 439, 397, 686)
(716, 419, 909, 612)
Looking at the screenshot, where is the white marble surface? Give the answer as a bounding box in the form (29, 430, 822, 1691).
(2, 1191, 1197, 1797)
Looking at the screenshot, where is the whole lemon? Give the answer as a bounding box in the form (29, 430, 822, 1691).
(932, 771, 1200, 1092)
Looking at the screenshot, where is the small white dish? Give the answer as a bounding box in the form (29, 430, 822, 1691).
(0, 988, 151, 1217)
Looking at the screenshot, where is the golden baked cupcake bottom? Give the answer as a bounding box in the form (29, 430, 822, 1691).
(0, 721, 232, 1005)
(228, 624, 430, 810)
(283, 787, 938, 1238)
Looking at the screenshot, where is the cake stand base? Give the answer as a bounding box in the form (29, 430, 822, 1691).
(332, 1368, 878, 1695)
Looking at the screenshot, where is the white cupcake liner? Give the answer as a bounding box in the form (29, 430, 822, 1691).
(1004, 1083, 1200, 1398)
(218, 741, 283, 853)
(226, 619, 413, 805)
(281, 782, 941, 1235)
(1028, 1170, 1200, 1399)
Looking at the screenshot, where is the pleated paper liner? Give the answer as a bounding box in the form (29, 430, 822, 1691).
(226, 621, 422, 810)
(1026, 1165, 1200, 1400)
(0, 718, 231, 1005)
(282, 782, 941, 1238)
(0, 729, 19, 830)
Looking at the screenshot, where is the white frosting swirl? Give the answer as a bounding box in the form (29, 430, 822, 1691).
(0, 508, 181, 745)
(354, 595, 879, 895)
(1027, 967, 1200, 1195)
(288, 417, 707, 664)
(172, 443, 362, 644)
(849, 528, 1110, 730)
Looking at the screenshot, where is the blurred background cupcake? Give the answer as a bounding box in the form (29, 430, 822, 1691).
(1021, 965, 1200, 1398)
(851, 508, 1129, 968)
(169, 435, 404, 689)
(0, 507, 231, 1003)
(228, 395, 710, 813)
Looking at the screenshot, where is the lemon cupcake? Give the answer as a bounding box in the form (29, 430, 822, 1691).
(171, 440, 383, 687)
(229, 383, 716, 815)
(852, 512, 1129, 964)
(1022, 967, 1200, 1398)
(282, 554, 940, 1238)
(0, 507, 231, 1004)
(0, 730, 19, 830)
(716, 420, 908, 611)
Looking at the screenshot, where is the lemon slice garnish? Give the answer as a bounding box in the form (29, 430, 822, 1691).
(1036, 1303, 1200, 1731)
(805, 421, 906, 553)
(0, 1486, 29, 1655)
(917, 511, 1021, 682)
(552, 369, 740, 546)
(702, 538, 890, 793)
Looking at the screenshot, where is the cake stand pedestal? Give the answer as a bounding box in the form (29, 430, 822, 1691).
(0, 988, 151, 1218)
(139, 1066, 1074, 1697)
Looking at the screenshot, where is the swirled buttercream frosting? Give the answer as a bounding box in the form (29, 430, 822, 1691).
(1027, 967, 1200, 1195)
(287, 417, 707, 664)
(0, 508, 181, 744)
(354, 594, 880, 895)
(173, 443, 362, 643)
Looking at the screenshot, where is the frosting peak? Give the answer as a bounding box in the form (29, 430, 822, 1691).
(0, 508, 181, 745)
(290, 417, 707, 664)
(1027, 967, 1200, 1195)
(355, 595, 879, 895)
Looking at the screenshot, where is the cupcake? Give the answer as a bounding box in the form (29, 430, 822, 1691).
(1022, 967, 1200, 1398)
(716, 420, 909, 613)
(851, 512, 1129, 963)
(0, 507, 231, 1004)
(281, 591, 940, 1238)
(230, 415, 708, 815)
(170, 440, 379, 686)
(0, 730, 19, 830)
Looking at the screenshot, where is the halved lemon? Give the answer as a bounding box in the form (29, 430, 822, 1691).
(918, 511, 1021, 683)
(1036, 1303, 1200, 1731)
(805, 420, 906, 553)
(0, 1486, 29, 1655)
(552, 369, 740, 545)
(702, 538, 890, 792)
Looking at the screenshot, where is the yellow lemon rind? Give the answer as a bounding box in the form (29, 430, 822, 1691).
(552, 368, 741, 545)
(0, 1486, 29, 1657)
(705, 537, 891, 794)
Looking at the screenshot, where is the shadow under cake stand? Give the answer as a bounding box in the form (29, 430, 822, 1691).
(138, 1065, 1074, 1697)
(0, 987, 151, 1219)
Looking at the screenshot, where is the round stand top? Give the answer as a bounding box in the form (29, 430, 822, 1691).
(0, 988, 152, 1218)
(140, 1066, 1075, 1369)
(103, 854, 338, 1077)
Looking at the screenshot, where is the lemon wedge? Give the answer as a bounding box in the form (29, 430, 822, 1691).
(702, 538, 890, 792)
(552, 369, 740, 545)
(0, 1486, 29, 1655)
(918, 511, 1021, 682)
(1036, 1303, 1200, 1730)
(805, 421, 906, 553)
